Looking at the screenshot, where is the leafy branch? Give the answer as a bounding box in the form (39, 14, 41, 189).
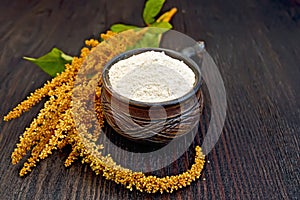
(23, 0, 177, 77)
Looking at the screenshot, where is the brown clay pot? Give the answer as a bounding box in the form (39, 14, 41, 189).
(101, 48, 203, 144)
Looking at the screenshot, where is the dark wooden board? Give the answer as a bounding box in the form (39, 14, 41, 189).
(0, 0, 299, 199)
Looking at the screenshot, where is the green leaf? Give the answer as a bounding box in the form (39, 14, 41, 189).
(60, 52, 73, 62)
(150, 21, 172, 29)
(110, 24, 138, 33)
(127, 27, 169, 49)
(23, 48, 73, 77)
(143, 0, 165, 25)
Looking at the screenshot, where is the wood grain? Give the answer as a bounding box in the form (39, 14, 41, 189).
(0, 0, 299, 199)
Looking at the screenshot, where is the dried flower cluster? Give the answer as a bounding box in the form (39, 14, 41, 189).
(4, 28, 205, 193)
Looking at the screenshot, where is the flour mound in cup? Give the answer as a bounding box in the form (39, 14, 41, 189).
(108, 51, 195, 103)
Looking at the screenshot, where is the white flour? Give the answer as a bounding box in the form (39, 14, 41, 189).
(108, 51, 195, 102)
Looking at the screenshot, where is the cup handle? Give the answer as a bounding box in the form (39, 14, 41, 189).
(180, 41, 206, 58)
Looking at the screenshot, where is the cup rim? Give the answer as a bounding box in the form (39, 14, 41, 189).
(102, 47, 202, 107)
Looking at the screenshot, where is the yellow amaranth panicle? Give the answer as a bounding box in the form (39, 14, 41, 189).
(156, 8, 178, 23)
(4, 29, 205, 193)
(8, 43, 92, 175)
(101, 31, 117, 41)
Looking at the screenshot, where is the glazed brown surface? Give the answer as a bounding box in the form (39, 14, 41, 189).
(101, 47, 203, 143)
(0, 0, 299, 199)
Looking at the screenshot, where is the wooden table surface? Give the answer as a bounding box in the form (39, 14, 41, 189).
(0, 0, 299, 199)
